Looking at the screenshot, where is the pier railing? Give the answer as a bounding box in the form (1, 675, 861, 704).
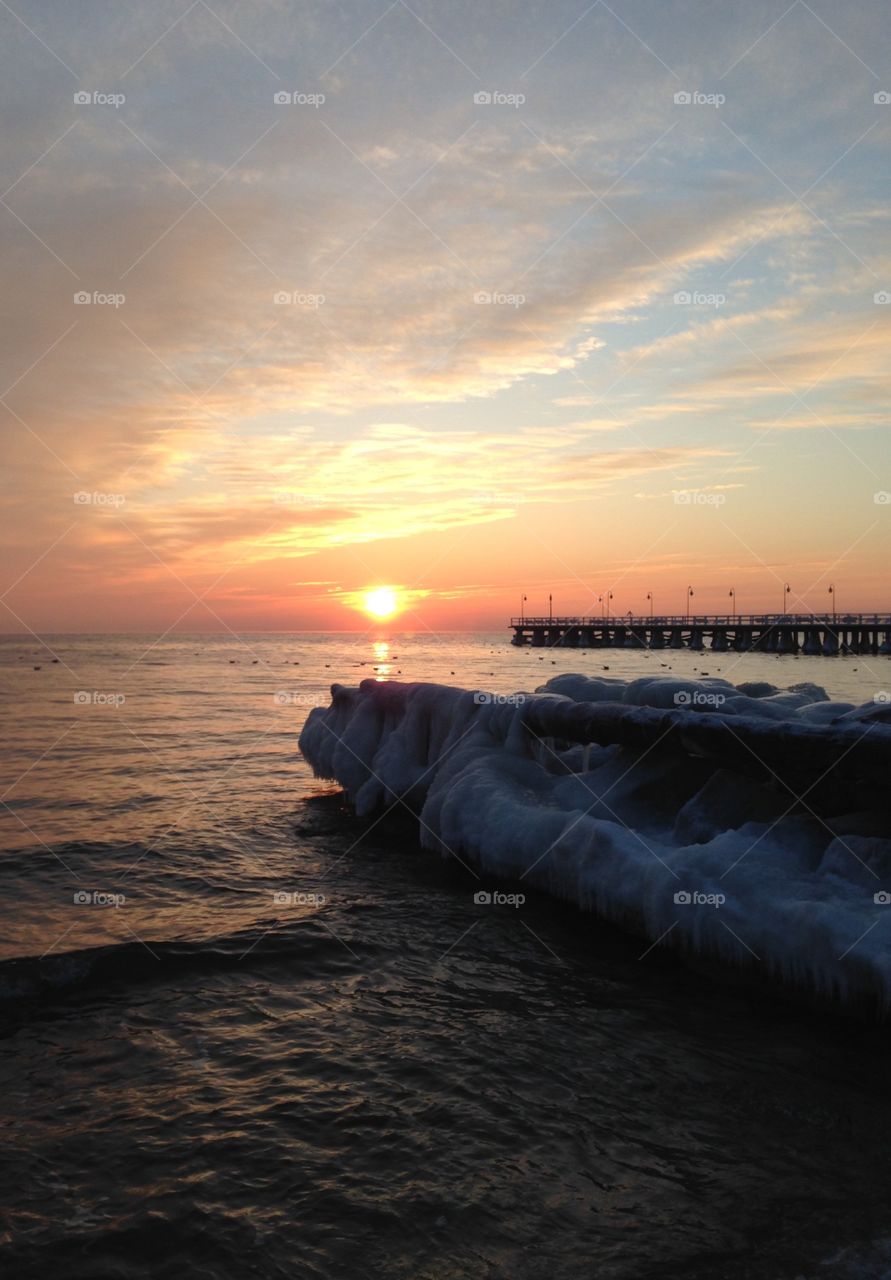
(511, 614, 891, 627)
(509, 613, 891, 654)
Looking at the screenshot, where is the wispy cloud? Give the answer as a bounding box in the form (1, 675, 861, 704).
(1, 0, 889, 625)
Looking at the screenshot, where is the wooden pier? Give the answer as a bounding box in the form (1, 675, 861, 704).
(510, 614, 891, 655)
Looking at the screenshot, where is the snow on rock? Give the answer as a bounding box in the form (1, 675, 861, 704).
(299, 675, 891, 1011)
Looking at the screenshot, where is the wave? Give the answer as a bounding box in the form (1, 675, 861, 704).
(0, 915, 361, 1009)
(299, 674, 891, 1015)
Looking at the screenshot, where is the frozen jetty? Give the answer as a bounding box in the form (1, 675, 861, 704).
(300, 674, 891, 1012)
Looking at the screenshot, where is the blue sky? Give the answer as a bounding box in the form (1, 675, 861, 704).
(1, 0, 889, 629)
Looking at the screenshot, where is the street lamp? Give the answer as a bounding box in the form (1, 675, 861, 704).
(646, 591, 654, 618)
(548, 593, 553, 623)
(728, 587, 736, 619)
(783, 583, 791, 617)
(828, 583, 836, 621)
(598, 592, 613, 620)
(520, 593, 527, 622)
(686, 586, 694, 621)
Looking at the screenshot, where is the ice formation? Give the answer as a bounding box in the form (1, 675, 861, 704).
(299, 674, 891, 1011)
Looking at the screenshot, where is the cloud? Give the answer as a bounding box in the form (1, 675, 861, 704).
(2, 0, 890, 625)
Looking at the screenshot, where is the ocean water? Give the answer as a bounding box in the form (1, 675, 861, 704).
(1, 632, 891, 1280)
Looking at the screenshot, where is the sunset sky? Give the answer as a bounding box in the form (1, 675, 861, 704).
(2, 0, 889, 633)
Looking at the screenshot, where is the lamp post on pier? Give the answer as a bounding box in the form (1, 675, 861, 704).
(686, 586, 694, 621)
(728, 587, 736, 619)
(646, 591, 654, 618)
(782, 583, 791, 617)
(828, 584, 836, 622)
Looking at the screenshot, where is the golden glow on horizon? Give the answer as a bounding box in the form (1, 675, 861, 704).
(5, 3, 890, 632)
(363, 587, 400, 620)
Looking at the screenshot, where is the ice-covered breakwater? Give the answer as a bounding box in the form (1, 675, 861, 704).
(299, 674, 891, 1012)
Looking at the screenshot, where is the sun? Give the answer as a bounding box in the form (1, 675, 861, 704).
(363, 587, 400, 620)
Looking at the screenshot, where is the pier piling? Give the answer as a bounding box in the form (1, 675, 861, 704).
(510, 614, 891, 655)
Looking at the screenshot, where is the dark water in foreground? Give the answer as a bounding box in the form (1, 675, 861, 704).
(1, 634, 891, 1279)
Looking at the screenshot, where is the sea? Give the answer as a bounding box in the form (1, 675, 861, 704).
(1, 632, 890, 1280)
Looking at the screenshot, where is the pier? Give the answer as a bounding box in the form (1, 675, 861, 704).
(510, 614, 891, 655)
